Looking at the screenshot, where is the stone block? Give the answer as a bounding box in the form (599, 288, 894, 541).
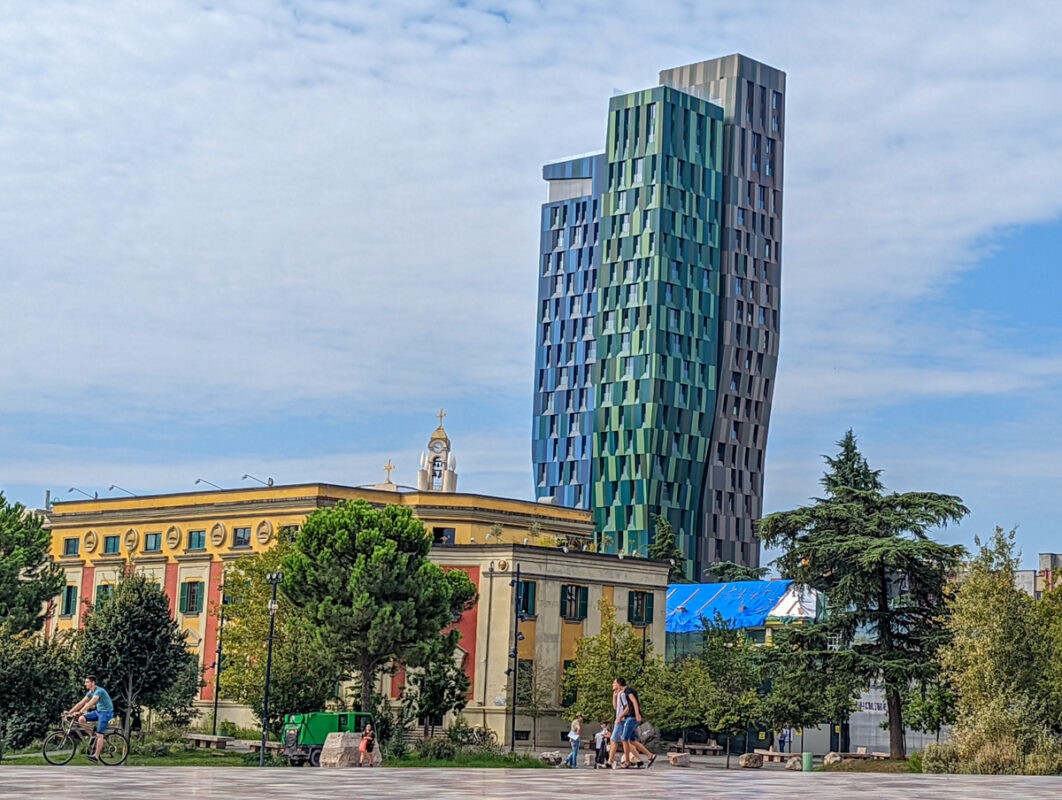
(823, 751, 843, 766)
(738, 752, 763, 768)
(539, 750, 563, 766)
(668, 752, 691, 767)
(786, 756, 803, 771)
(319, 731, 361, 768)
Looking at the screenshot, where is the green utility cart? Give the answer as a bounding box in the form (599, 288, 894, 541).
(281, 711, 376, 767)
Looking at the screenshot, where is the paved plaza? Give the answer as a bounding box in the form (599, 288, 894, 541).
(2, 766, 1060, 799)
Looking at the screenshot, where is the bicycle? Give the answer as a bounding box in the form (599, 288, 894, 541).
(42, 714, 129, 766)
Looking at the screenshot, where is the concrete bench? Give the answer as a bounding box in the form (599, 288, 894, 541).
(242, 739, 283, 754)
(754, 748, 788, 763)
(182, 734, 234, 750)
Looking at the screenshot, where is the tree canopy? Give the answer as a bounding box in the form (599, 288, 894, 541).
(647, 514, 688, 582)
(703, 561, 769, 583)
(0, 493, 64, 636)
(282, 500, 477, 710)
(939, 527, 1062, 772)
(759, 430, 967, 758)
(77, 571, 198, 736)
(221, 540, 345, 732)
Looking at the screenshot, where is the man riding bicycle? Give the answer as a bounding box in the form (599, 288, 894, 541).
(67, 675, 114, 762)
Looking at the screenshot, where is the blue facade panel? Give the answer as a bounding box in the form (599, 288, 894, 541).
(532, 154, 605, 509)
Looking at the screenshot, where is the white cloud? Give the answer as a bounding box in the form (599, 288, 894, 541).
(3, 0, 1062, 556)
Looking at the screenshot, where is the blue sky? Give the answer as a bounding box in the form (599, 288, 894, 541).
(2, 1, 1061, 567)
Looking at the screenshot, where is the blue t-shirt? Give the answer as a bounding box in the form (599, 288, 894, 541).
(88, 686, 113, 714)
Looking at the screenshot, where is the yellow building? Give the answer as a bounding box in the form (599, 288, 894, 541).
(46, 482, 665, 745)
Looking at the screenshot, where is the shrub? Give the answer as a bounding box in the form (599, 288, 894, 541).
(922, 743, 960, 774)
(446, 716, 472, 745)
(415, 738, 456, 761)
(131, 740, 176, 757)
(907, 750, 923, 773)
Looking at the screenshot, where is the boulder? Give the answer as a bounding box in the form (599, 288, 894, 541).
(823, 751, 843, 766)
(738, 752, 763, 769)
(319, 731, 362, 768)
(539, 750, 563, 766)
(667, 752, 691, 767)
(785, 756, 803, 771)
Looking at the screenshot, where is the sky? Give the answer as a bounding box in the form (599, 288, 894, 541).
(2, 1, 1061, 568)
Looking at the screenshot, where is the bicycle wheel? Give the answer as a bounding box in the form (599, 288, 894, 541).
(99, 731, 129, 766)
(42, 731, 78, 765)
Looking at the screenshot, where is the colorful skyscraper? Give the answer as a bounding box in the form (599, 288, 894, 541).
(533, 54, 785, 576)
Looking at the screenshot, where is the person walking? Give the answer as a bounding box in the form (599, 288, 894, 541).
(618, 679, 656, 768)
(565, 715, 583, 768)
(605, 679, 628, 768)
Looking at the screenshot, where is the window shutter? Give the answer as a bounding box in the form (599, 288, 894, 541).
(527, 581, 536, 616)
(627, 590, 637, 624)
(193, 583, 203, 614)
(560, 584, 569, 616)
(179, 582, 188, 614)
(578, 586, 588, 620)
(645, 592, 654, 624)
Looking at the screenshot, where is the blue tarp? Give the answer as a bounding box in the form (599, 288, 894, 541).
(665, 580, 793, 633)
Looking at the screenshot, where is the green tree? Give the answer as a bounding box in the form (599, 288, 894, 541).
(903, 677, 956, 744)
(562, 599, 663, 725)
(0, 634, 76, 756)
(939, 528, 1062, 772)
(0, 492, 64, 636)
(282, 500, 478, 710)
(703, 561, 769, 582)
(647, 514, 688, 582)
(222, 540, 346, 733)
(760, 625, 862, 743)
(401, 630, 471, 738)
(515, 660, 558, 748)
(77, 571, 198, 737)
(698, 616, 764, 767)
(759, 430, 967, 758)
(651, 656, 714, 738)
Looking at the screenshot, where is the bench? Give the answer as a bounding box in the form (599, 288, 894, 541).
(753, 748, 789, 763)
(243, 739, 283, 754)
(671, 742, 724, 756)
(182, 734, 234, 750)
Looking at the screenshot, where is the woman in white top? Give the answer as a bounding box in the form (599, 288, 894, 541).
(565, 715, 583, 768)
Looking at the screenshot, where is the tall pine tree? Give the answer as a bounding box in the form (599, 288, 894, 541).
(759, 431, 967, 758)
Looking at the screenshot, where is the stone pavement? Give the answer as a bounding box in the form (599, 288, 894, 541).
(2, 766, 1060, 799)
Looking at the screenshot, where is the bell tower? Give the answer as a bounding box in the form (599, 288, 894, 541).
(417, 409, 458, 493)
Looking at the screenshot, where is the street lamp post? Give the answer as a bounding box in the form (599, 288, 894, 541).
(211, 587, 227, 736)
(507, 565, 525, 753)
(260, 572, 283, 767)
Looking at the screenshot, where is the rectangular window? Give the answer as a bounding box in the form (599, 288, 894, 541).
(517, 580, 537, 617)
(188, 530, 206, 550)
(144, 532, 161, 552)
(560, 584, 589, 621)
(179, 581, 204, 615)
(232, 526, 251, 548)
(103, 535, 120, 555)
(61, 585, 78, 617)
(627, 590, 655, 626)
(95, 584, 114, 605)
(63, 538, 79, 557)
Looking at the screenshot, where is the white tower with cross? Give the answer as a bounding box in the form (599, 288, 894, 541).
(417, 409, 458, 493)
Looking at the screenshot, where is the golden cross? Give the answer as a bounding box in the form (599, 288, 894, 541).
(383, 459, 395, 482)
(436, 408, 446, 426)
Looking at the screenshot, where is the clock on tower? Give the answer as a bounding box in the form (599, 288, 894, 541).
(417, 409, 459, 493)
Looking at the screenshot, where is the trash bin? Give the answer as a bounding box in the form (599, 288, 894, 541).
(802, 751, 813, 772)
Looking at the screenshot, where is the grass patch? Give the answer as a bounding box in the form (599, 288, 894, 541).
(819, 758, 912, 773)
(2, 749, 250, 767)
(388, 751, 549, 769)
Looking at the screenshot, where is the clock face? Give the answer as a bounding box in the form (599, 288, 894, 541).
(430, 441, 445, 454)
